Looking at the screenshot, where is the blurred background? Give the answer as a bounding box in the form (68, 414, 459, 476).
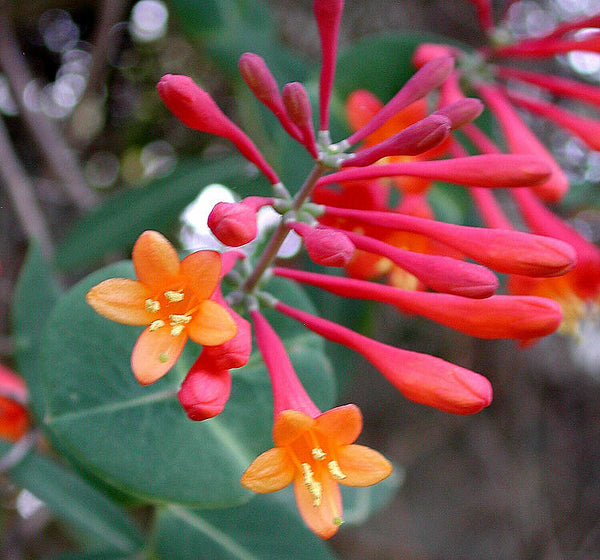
(1, 1, 600, 558)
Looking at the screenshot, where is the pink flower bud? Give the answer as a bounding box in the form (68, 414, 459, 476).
(475, 84, 568, 202)
(291, 222, 355, 267)
(157, 74, 279, 184)
(201, 310, 252, 370)
(344, 115, 451, 168)
(346, 56, 455, 146)
(273, 268, 563, 341)
(412, 43, 457, 68)
(275, 302, 492, 414)
(433, 98, 484, 129)
(282, 82, 318, 157)
(313, 0, 345, 130)
(342, 229, 498, 298)
(178, 355, 231, 421)
(320, 206, 577, 277)
(238, 53, 303, 143)
(208, 202, 258, 247)
(319, 154, 552, 190)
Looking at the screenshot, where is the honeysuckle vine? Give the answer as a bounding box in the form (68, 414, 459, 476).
(77, 0, 599, 540)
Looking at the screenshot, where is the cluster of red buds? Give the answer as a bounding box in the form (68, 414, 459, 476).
(85, 0, 588, 539)
(408, 0, 600, 337)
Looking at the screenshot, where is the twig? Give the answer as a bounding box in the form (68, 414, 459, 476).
(0, 115, 55, 259)
(0, 8, 98, 211)
(84, 0, 130, 100)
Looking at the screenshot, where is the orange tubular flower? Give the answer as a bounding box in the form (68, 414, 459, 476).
(244, 309, 392, 539)
(241, 404, 392, 539)
(86, 231, 237, 385)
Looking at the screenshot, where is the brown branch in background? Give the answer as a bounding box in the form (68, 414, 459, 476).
(0, 115, 55, 259)
(0, 8, 98, 211)
(85, 0, 130, 99)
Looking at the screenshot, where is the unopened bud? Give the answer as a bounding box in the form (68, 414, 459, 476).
(208, 202, 258, 247)
(178, 355, 231, 421)
(344, 114, 451, 167)
(292, 222, 355, 267)
(238, 53, 282, 107)
(433, 98, 484, 129)
(282, 82, 318, 157)
(201, 310, 252, 370)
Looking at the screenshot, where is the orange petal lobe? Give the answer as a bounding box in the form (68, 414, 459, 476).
(180, 250, 222, 300)
(273, 410, 315, 446)
(86, 278, 153, 325)
(336, 444, 393, 486)
(293, 473, 343, 539)
(186, 300, 237, 346)
(131, 327, 187, 385)
(132, 231, 180, 287)
(241, 447, 294, 493)
(316, 404, 362, 445)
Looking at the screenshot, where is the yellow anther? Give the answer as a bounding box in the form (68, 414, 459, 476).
(328, 460, 346, 480)
(169, 314, 192, 325)
(170, 324, 185, 337)
(164, 290, 184, 303)
(158, 353, 169, 363)
(301, 463, 322, 507)
(149, 320, 165, 332)
(145, 299, 160, 313)
(312, 447, 326, 461)
(333, 516, 344, 526)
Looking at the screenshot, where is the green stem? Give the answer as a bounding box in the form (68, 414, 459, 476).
(242, 163, 325, 294)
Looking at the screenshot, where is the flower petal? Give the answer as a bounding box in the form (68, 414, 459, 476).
(273, 410, 315, 447)
(132, 231, 180, 288)
(86, 278, 153, 325)
(240, 447, 294, 493)
(316, 404, 362, 445)
(293, 473, 343, 539)
(336, 444, 393, 486)
(186, 300, 237, 346)
(131, 326, 187, 385)
(180, 250, 221, 300)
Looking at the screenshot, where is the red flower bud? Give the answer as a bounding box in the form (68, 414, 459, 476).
(208, 202, 258, 247)
(157, 74, 279, 184)
(282, 82, 318, 157)
(178, 354, 231, 421)
(201, 310, 252, 370)
(291, 222, 355, 267)
(433, 98, 484, 129)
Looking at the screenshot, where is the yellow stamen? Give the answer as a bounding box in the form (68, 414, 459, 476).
(149, 320, 165, 332)
(164, 290, 184, 303)
(158, 353, 169, 363)
(145, 299, 160, 313)
(328, 460, 346, 480)
(312, 447, 326, 461)
(333, 516, 344, 526)
(170, 324, 185, 337)
(301, 463, 322, 507)
(169, 314, 192, 325)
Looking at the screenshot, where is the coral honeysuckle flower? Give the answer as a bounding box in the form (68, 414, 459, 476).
(86, 230, 237, 385)
(241, 404, 392, 539)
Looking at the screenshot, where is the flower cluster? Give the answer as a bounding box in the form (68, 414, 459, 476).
(409, 0, 600, 337)
(85, 0, 582, 538)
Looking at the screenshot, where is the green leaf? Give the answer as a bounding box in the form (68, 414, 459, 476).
(37, 263, 335, 507)
(44, 554, 131, 560)
(0, 441, 143, 555)
(56, 156, 268, 272)
(10, 244, 62, 421)
(153, 497, 338, 560)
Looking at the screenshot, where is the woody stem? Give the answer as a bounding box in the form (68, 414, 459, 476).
(242, 163, 326, 294)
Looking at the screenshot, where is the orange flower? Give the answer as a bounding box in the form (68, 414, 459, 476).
(241, 404, 392, 539)
(86, 230, 237, 385)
